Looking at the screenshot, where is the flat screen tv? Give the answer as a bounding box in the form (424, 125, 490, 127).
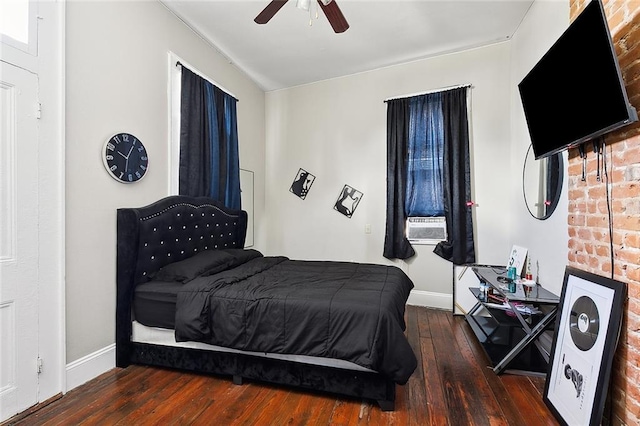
(518, 0, 638, 159)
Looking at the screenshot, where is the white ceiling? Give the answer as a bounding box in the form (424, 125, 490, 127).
(161, 0, 535, 91)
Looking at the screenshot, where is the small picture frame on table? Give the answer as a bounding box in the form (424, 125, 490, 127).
(543, 266, 626, 426)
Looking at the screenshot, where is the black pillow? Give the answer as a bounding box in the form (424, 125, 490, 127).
(223, 248, 263, 267)
(152, 250, 235, 283)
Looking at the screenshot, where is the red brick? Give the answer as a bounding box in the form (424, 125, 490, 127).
(595, 244, 612, 258)
(627, 230, 640, 247)
(632, 281, 640, 295)
(586, 214, 608, 227)
(569, 214, 586, 226)
(577, 227, 593, 240)
(588, 185, 607, 199)
(628, 266, 640, 283)
(612, 182, 639, 199)
(616, 215, 640, 231)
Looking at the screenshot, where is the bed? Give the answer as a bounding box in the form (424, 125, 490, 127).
(116, 195, 417, 411)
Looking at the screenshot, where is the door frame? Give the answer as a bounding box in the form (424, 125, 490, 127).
(35, 0, 66, 400)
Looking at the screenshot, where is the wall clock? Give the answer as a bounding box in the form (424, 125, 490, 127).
(102, 132, 149, 183)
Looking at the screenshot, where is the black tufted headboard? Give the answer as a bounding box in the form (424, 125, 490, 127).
(116, 195, 248, 366)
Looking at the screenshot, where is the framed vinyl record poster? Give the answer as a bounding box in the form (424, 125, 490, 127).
(544, 267, 626, 426)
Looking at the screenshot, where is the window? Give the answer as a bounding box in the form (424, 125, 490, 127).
(405, 93, 445, 217)
(0, 0, 37, 55)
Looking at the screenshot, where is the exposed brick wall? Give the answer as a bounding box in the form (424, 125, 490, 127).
(568, 0, 640, 423)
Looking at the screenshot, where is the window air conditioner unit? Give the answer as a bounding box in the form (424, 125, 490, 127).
(406, 217, 447, 245)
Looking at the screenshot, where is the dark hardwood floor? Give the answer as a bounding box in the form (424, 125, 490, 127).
(5, 306, 559, 425)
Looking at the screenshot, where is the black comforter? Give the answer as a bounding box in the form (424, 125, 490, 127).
(174, 256, 417, 384)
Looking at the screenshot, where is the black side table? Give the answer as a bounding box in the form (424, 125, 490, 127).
(465, 265, 560, 375)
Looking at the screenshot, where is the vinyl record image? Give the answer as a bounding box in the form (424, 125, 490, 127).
(569, 296, 600, 351)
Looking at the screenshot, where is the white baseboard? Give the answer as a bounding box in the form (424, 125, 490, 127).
(65, 344, 115, 392)
(407, 289, 453, 311)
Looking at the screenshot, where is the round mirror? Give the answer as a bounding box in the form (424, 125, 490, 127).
(522, 144, 563, 220)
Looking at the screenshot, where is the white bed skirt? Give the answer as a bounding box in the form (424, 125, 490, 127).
(131, 321, 373, 373)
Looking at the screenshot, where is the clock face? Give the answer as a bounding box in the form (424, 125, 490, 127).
(103, 133, 149, 183)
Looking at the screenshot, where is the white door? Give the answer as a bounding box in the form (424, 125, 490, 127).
(0, 60, 40, 421)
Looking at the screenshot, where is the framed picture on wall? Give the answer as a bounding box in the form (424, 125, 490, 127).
(333, 184, 363, 218)
(289, 168, 316, 200)
(543, 266, 626, 426)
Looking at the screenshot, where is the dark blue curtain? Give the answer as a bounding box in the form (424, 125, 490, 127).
(383, 98, 415, 260)
(405, 93, 445, 216)
(179, 66, 241, 210)
(433, 87, 475, 265)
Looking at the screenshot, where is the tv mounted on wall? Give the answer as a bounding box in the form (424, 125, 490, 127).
(518, 0, 638, 160)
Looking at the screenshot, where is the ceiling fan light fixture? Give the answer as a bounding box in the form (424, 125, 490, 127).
(296, 0, 310, 11)
(255, 0, 349, 33)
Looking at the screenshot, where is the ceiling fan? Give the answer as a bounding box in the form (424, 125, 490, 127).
(254, 0, 350, 33)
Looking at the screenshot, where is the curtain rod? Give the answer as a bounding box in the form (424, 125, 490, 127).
(176, 61, 239, 102)
(384, 83, 472, 103)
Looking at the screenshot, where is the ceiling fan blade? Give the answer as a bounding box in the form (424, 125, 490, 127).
(317, 0, 349, 33)
(255, 0, 289, 24)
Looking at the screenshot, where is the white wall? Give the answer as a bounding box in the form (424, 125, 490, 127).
(509, 0, 570, 295)
(65, 1, 265, 363)
(265, 42, 514, 301)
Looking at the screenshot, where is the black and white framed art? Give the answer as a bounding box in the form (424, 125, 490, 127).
(333, 184, 363, 218)
(543, 266, 626, 426)
(289, 168, 316, 200)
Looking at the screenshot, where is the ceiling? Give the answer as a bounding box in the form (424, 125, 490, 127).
(161, 0, 535, 92)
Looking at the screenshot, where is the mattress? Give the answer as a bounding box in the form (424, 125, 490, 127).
(133, 280, 182, 329)
(131, 321, 373, 372)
